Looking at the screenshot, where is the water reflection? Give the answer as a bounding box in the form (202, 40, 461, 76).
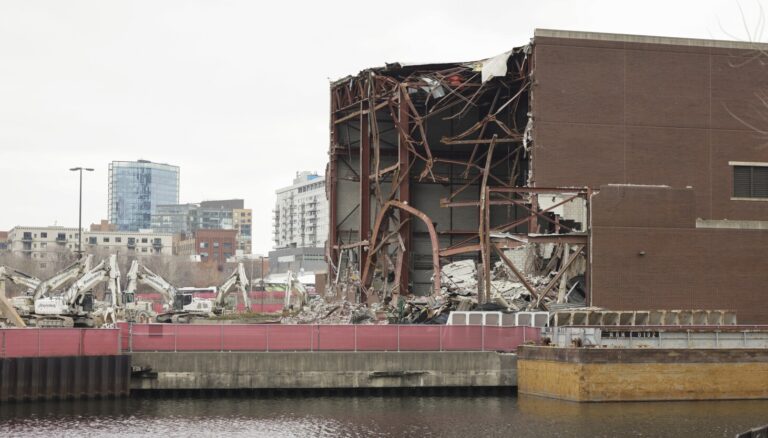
(0, 395, 766, 437)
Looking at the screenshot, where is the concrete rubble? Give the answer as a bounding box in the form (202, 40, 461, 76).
(282, 242, 589, 325)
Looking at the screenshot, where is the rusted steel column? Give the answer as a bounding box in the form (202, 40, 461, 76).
(360, 101, 371, 267)
(328, 92, 339, 276)
(397, 86, 411, 295)
(477, 135, 497, 304)
(362, 201, 441, 297)
(585, 187, 592, 306)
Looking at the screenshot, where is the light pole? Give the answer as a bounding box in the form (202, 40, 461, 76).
(70, 167, 94, 258)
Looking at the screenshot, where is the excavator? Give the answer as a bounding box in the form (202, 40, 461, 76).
(130, 262, 250, 323)
(132, 263, 213, 323)
(283, 270, 308, 311)
(215, 262, 250, 313)
(121, 260, 160, 322)
(33, 254, 121, 327)
(0, 265, 41, 327)
(9, 255, 93, 316)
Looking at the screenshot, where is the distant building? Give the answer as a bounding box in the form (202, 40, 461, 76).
(0, 231, 9, 251)
(7, 225, 173, 260)
(151, 203, 200, 237)
(232, 208, 252, 254)
(176, 229, 237, 265)
(268, 246, 325, 274)
(7, 226, 80, 262)
(84, 229, 173, 256)
(151, 199, 252, 253)
(273, 171, 328, 249)
(108, 159, 180, 231)
(199, 199, 240, 230)
(90, 219, 117, 232)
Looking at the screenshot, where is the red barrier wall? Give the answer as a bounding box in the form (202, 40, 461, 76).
(125, 324, 540, 353)
(0, 329, 121, 358)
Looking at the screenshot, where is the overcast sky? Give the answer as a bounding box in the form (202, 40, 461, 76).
(0, 0, 762, 254)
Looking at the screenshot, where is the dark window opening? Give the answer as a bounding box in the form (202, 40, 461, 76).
(734, 166, 768, 198)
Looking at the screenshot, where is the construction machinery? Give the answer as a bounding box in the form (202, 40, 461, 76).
(283, 270, 308, 311)
(213, 262, 250, 313)
(9, 255, 93, 316)
(32, 255, 120, 327)
(134, 264, 214, 323)
(0, 265, 41, 296)
(120, 260, 158, 322)
(0, 266, 40, 327)
(133, 262, 250, 323)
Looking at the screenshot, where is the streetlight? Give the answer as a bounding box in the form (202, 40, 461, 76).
(70, 167, 94, 258)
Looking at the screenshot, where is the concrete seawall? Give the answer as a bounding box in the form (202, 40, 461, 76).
(130, 351, 517, 390)
(0, 355, 131, 401)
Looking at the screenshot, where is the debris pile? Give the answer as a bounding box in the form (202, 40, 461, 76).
(280, 296, 383, 325)
(282, 241, 590, 325)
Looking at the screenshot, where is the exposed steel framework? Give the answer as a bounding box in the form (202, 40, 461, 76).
(327, 46, 591, 308)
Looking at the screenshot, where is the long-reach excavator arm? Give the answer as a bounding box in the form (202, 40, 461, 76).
(58, 254, 119, 309)
(284, 270, 307, 310)
(136, 265, 177, 307)
(214, 263, 250, 311)
(33, 254, 93, 299)
(125, 260, 139, 295)
(0, 266, 41, 294)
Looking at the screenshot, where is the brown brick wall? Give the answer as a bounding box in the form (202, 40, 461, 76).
(591, 185, 768, 323)
(532, 35, 768, 221)
(194, 229, 237, 265)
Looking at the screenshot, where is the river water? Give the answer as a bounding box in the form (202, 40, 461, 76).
(0, 395, 766, 437)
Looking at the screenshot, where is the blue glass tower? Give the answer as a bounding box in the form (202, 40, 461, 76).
(108, 160, 180, 231)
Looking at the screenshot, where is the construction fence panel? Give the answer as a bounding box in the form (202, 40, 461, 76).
(123, 324, 538, 353)
(314, 325, 355, 351)
(0, 329, 121, 358)
(3, 329, 42, 357)
(441, 326, 483, 351)
(222, 325, 268, 351)
(265, 325, 313, 351)
(129, 324, 176, 351)
(37, 329, 82, 357)
(81, 329, 120, 356)
(117, 322, 131, 351)
(174, 325, 222, 351)
(397, 325, 442, 351)
(355, 325, 399, 351)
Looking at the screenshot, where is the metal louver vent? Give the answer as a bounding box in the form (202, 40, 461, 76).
(733, 166, 768, 198)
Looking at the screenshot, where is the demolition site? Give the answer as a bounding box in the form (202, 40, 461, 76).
(3, 29, 768, 403)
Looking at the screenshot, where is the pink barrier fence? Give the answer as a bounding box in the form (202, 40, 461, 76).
(122, 324, 540, 353)
(0, 329, 121, 358)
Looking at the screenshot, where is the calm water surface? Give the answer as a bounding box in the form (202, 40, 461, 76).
(0, 395, 766, 437)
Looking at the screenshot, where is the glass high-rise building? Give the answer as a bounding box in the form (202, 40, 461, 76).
(108, 160, 180, 231)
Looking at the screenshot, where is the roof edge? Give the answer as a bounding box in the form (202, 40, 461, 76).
(534, 28, 768, 51)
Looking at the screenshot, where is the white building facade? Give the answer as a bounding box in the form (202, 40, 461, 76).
(272, 171, 328, 249)
(8, 226, 174, 260)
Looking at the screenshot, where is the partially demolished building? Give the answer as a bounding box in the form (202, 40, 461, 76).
(327, 29, 768, 323)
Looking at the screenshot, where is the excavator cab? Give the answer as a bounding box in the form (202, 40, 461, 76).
(172, 294, 193, 311)
(80, 293, 94, 312)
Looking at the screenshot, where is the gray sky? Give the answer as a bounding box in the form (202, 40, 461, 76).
(0, 0, 760, 254)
